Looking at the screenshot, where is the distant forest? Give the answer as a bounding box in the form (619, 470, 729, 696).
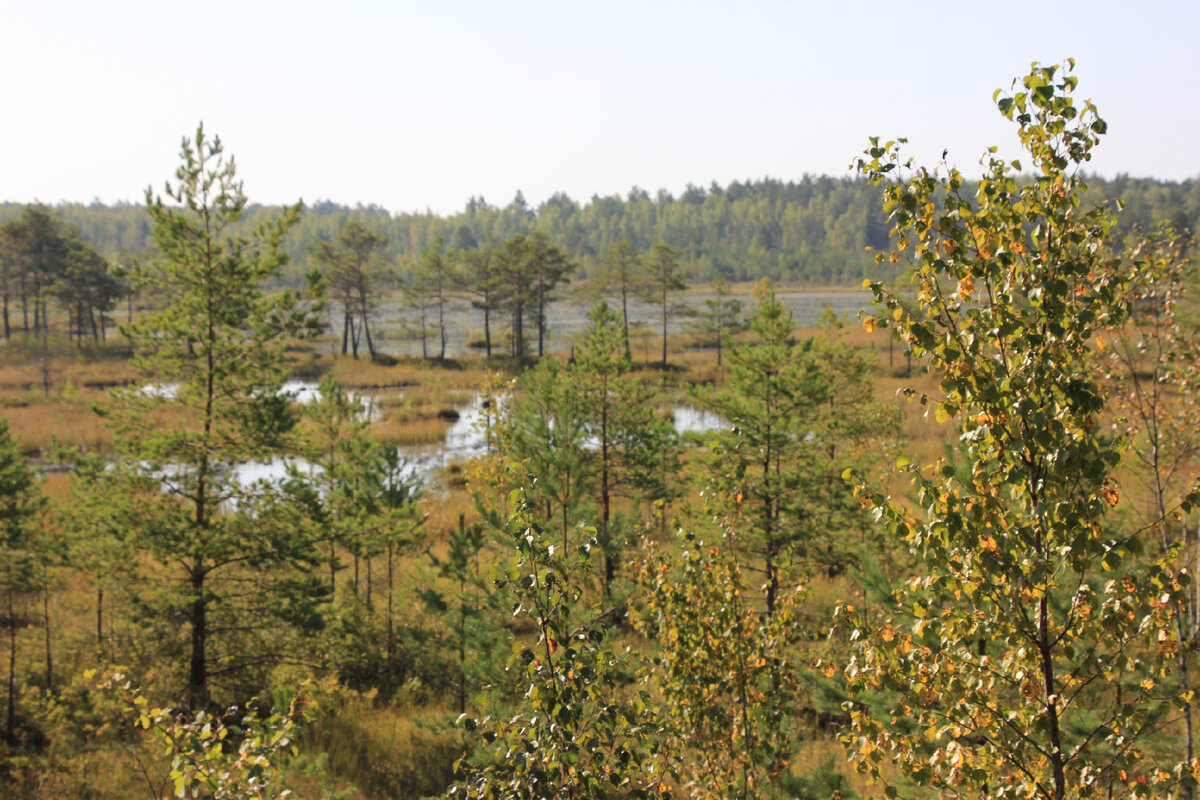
(3, 174, 1197, 286)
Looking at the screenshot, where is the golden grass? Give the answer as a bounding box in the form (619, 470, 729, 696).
(4, 395, 111, 456)
(0, 332, 139, 384)
(296, 688, 461, 800)
(0, 360, 141, 392)
(317, 353, 490, 391)
(373, 415, 452, 447)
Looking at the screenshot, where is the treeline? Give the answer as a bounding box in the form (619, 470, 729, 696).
(0, 206, 126, 344)
(0, 196, 707, 369)
(4, 172, 1197, 286)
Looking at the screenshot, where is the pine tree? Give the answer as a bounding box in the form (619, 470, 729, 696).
(0, 419, 42, 739)
(498, 358, 592, 548)
(642, 241, 688, 367)
(686, 274, 746, 367)
(692, 293, 830, 615)
(309, 219, 389, 358)
(572, 302, 660, 594)
(106, 124, 325, 707)
(414, 236, 454, 360)
(493, 232, 573, 358)
(593, 238, 643, 357)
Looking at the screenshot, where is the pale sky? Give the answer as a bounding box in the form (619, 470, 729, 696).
(2, 0, 1196, 215)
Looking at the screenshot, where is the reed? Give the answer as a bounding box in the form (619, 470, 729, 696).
(3, 396, 111, 456)
(372, 414, 452, 447)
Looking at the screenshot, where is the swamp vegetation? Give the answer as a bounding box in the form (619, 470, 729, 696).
(1, 64, 1199, 800)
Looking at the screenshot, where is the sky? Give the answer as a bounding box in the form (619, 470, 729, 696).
(2, 0, 1197, 216)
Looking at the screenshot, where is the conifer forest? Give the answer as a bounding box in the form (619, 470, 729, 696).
(2, 62, 1199, 800)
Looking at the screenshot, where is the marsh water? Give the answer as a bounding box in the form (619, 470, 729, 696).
(232, 385, 727, 491)
(347, 288, 870, 359)
(139, 281, 848, 491)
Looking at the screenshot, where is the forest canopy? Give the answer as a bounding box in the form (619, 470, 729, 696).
(3, 173, 1196, 287)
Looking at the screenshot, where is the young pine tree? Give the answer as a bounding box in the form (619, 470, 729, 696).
(572, 302, 662, 595)
(642, 241, 688, 367)
(0, 419, 43, 740)
(692, 293, 832, 615)
(686, 274, 746, 368)
(106, 124, 325, 707)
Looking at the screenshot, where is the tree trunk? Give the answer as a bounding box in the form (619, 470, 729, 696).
(365, 555, 373, 613)
(620, 283, 630, 359)
(601, 405, 615, 595)
(386, 543, 394, 661)
(420, 298, 428, 359)
(763, 396, 777, 617)
(7, 591, 16, 738)
(1039, 590, 1067, 800)
(438, 290, 447, 360)
(40, 312, 50, 397)
(456, 514, 467, 715)
(537, 294, 546, 357)
(359, 304, 376, 358)
(42, 584, 52, 693)
(329, 540, 337, 595)
(1180, 627, 1196, 800)
(458, 571, 467, 715)
(189, 286, 217, 711)
(483, 306, 492, 359)
(514, 302, 524, 357)
(188, 567, 208, 708)
(660, 287, 669, 366)
(20, 271, 28, 334)
(96, 586, 104, 657)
